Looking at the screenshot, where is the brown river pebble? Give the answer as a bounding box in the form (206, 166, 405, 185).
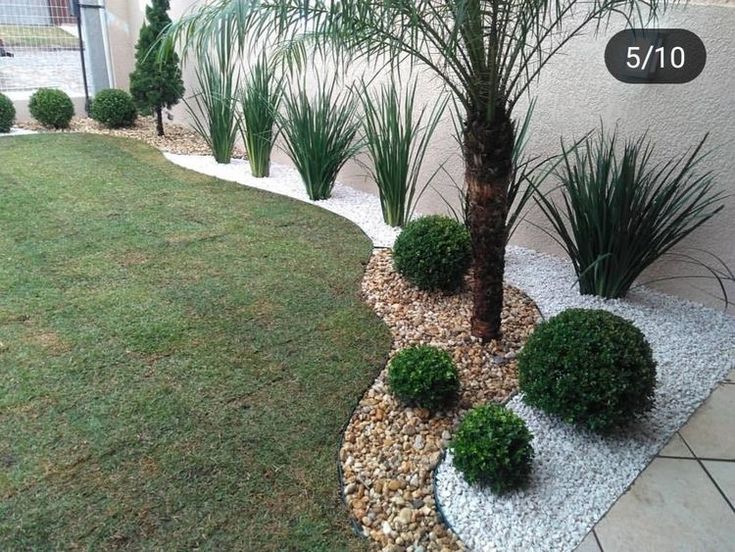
(341, 249, 540, 551)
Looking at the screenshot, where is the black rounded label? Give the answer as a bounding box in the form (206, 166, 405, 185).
(605, 28, 706, 84)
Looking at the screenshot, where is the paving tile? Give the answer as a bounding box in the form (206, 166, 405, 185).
(658, 433, 693, 458)
(703, 460, 735, 506)
(574, 530, 602, 552)
(595, 458, 734, 552)
(679, 385, 735, 460)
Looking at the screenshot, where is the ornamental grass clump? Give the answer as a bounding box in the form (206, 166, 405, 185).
(185, 27, 240, 163)
(90, 89, 138, 128)
(0, 92, 14, 133)
(388, 346, 459, 411)
(279, 79, 361, 200)
(29, 88, 74, 129)
(518, 308, 656, 433)
(393, 215, 471, 292)
(450, 403, 534, 493)
(535, 129, 728, 299)
(361, 78, 446, 227)
(239, 55, 282, 177)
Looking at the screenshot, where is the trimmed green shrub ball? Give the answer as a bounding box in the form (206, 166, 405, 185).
(90, 88, 138, 128)
(0, 92, 15, 133)
(393, 215, 471, 292)
(518, 308, 656, 433)
(29, 88, 74, 129)
(450, 403, 534, 493)
(388, 345, 460, 411)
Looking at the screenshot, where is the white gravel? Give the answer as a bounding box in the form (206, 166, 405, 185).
(164, 153, 401, 247)
(436, 245, 735, 552)
(0, 127, 37, 137)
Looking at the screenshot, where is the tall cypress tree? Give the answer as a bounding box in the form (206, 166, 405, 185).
(129, 0, 184, 136)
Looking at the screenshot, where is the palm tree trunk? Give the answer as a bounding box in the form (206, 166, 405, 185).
(155, 107, 165, 137)
(463, 109, 514, 341)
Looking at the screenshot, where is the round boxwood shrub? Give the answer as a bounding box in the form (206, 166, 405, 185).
(450, 403, 534, 493)
(518, 308, 656, 433)
(393, 215, 472, 292)
(90, 88, 138, 128)
(388, 345, 460, 411)
(29, 88, 74, 129)
(0, 92, 15, 133)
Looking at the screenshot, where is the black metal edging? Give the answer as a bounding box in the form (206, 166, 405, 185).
(336, 246, 394, 539)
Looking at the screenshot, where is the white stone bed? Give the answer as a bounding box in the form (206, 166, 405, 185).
(1, 127, 37, 137)
(164, 153, 401, 248)
(8, 136, 733, 552)
(435, 246, 735, 552)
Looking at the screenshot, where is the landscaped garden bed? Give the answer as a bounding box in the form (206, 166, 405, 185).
(160, 147, 734, 552)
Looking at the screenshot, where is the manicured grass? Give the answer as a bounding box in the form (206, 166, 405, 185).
(0, 25, 77, 49)
(0, 135, 390, 550)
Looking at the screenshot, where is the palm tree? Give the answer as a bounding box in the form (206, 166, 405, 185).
(163, 0, 670, 341)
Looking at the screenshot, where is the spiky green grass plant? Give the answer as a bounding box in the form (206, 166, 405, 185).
(535, 129, 729, 299)
(361, 79, 446, 227)
(185, 27, 239, 164)
(279, 79, 362, 200)
(239, 56, 282, 177)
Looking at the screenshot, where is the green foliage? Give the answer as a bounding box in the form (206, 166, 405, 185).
(393, 215, 471, 292)
(239, 55, 282, 177)
(0, 92, 14, 133)
(279, 78, 362, 200)
(518, 308, 657, 433)
(450, 403, 534, 493)
(129, 0, 184, 134)
(361, 78, 446, 227)
(388, 346, 459, 411)
(185, 26, 240, 164)
(28, 88, 74, 129)
(535, 129, 728, 299)
(160, 0, 674, 341)
(90, 89, 138, 128)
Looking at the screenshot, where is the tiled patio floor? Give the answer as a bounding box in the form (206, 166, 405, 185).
(576, 370, 735, 552)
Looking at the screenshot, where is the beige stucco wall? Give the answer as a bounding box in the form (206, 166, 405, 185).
(105, 1, 735, 311)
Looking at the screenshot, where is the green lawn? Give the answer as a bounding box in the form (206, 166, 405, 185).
(0, 25, 78, 49)
(0, 135, 391, 550)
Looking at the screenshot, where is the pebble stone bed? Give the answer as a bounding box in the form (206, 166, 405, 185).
(435, 246, 735, 552)
(15, 116, 233, 156)
(341, 251, 540, 551)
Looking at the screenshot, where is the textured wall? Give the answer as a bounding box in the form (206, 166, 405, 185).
(106, 1, 735, 310)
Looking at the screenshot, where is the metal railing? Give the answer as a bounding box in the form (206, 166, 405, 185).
(0, 0, 89, 97)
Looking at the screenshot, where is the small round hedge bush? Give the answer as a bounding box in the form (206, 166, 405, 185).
(388, 345, 460, 411)
(393, 215, 472, 292)
(29, 88, 74, 129)
(518, 308, 656, 433)
(0, 92, 15, 133)
(450, 403, 534, 493)
(90, 88, 137, 128)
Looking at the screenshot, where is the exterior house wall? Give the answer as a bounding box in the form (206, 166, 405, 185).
(92, 1, 735, 310)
